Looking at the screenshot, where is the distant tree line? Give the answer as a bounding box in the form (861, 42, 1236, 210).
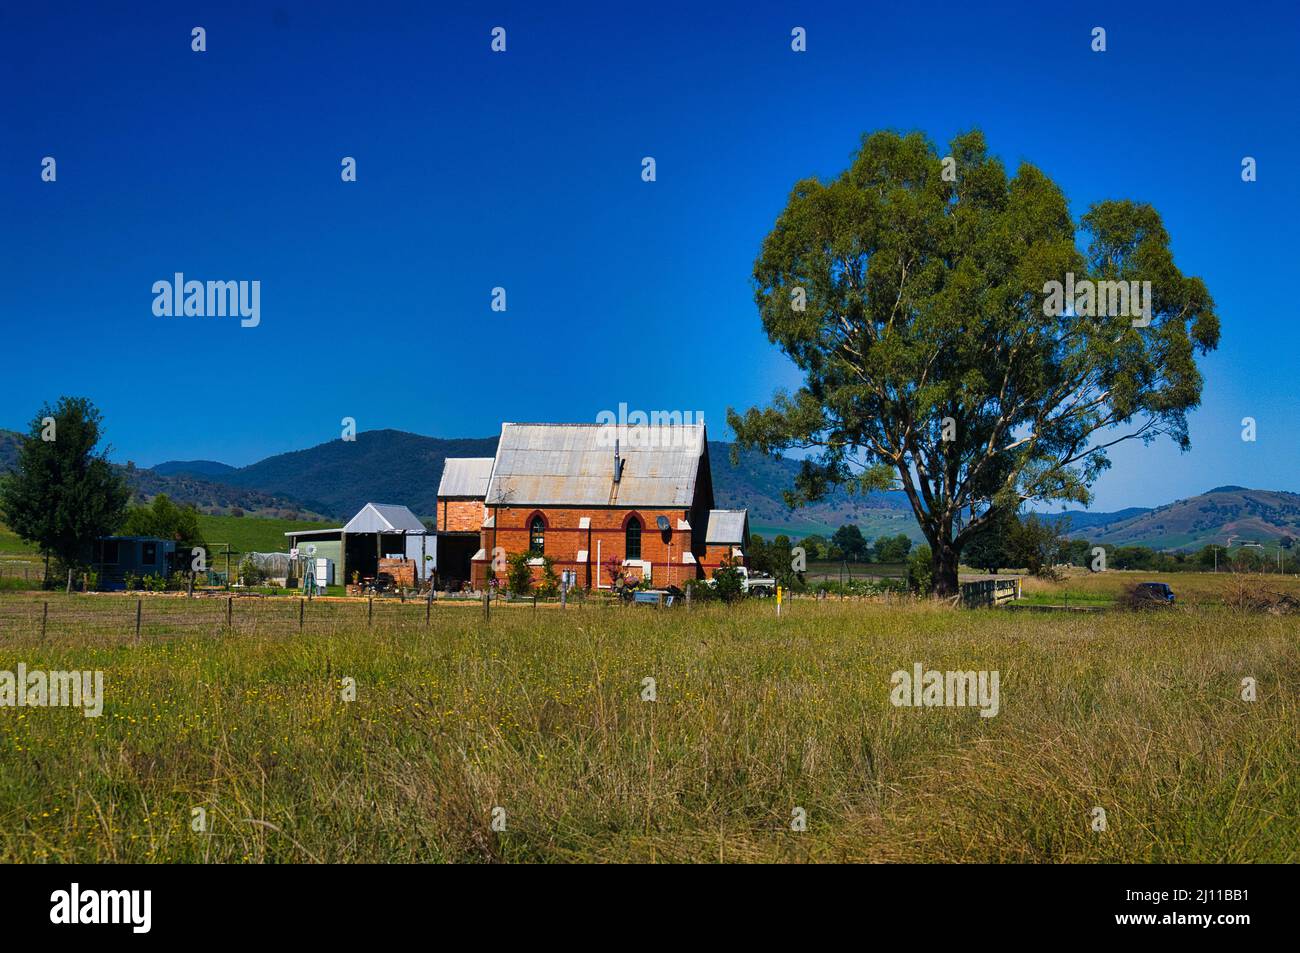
(743, 526, 918, 594)
(963, 510, 1300, 576)
(749, 526, 916, 568)
(745, 513, 1300, 594)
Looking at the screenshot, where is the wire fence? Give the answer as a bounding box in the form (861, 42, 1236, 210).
(0, 593, 526, 641)
(0, 583, 668, 641)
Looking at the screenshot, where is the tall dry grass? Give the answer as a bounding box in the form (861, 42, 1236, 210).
(1017, 566, 1300, 605)
(0, 592, 1294, 862)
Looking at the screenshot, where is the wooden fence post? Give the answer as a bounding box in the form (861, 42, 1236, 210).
(41, 601, 48, 638)
(299, 597, 304, 631)
(66, 568, 73, 594)
(135, 598, 142, 642)
(226, 596, 232, 630)
(368, 597, 373, 627)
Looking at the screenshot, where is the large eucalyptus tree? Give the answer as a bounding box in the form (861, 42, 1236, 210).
(729, 130, 1219, 595)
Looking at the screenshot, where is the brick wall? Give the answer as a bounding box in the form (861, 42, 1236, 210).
(438, 498, 484, 532)
(472, 505, 723, 589)
(700, 542, 744, 573)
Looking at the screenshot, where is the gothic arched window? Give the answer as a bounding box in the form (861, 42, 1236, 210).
(626, 516, 642, 560)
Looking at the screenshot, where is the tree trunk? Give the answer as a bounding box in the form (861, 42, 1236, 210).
(932, 542, 960, 597)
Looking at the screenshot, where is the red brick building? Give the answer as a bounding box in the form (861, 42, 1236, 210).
(434, 422, 748, 591)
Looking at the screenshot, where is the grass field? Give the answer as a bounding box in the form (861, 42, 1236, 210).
(0, 584, 1294, 863)
(805, 559, 907, 583)
(1020, 567, 1300, 606)
(0, 524, 42, 587)
(0, 523, 37, 557)
(195, 513, 331, 556)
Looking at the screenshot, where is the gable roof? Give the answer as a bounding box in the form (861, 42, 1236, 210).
(484, 422, 707, 507)
(705, 509, 749, 545)
(437, 457, 494, 498)
(343, 502, 426, 534)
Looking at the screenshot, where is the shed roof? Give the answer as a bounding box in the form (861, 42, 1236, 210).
(343, 502, 427, 534)
(483, 422, 706, 507)
(705, 509, 749, 545)
(437, 457, 495, 498)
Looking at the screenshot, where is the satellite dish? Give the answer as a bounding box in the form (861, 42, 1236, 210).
(656, 516, 670, 532)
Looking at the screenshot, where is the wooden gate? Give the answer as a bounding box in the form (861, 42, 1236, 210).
(960, 576, 1021, 608)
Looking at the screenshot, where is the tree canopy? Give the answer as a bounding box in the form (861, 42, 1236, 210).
(830, 524, 869, 561)
(729, 129, 1219, 594)
(120, 493, 207, 551)
(872, 533, 913, 563)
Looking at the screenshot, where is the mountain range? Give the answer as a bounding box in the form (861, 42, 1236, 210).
(2, 427, 1297, 550)
(1048, 487, 1300, 551)
(0, 427, 916, 537)
(151, 431, 923, 540)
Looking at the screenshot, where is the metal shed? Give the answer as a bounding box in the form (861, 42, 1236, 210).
(343, 503, 426, 535)
(94, 536, 178, 587)
(286, 502, 435, 587)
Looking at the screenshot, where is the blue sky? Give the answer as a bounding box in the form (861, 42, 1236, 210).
(2, 0, 1297, 511)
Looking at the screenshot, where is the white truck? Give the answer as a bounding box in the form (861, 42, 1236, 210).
(707, 565, 777, 596)
(739, 566, 777, 595)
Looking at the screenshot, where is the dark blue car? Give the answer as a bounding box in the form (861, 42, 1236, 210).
(1136, 582, 1175, 604)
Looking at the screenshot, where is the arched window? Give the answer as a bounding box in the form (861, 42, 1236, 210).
(625, 516, 642, 560)
(529, 516, 545, 554)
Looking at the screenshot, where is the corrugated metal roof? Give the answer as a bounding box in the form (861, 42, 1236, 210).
(705, 509, 748, 545)
(484, 422, 706, 507)
(343, 502, 427, 534)
(437, 457, 494, 498)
